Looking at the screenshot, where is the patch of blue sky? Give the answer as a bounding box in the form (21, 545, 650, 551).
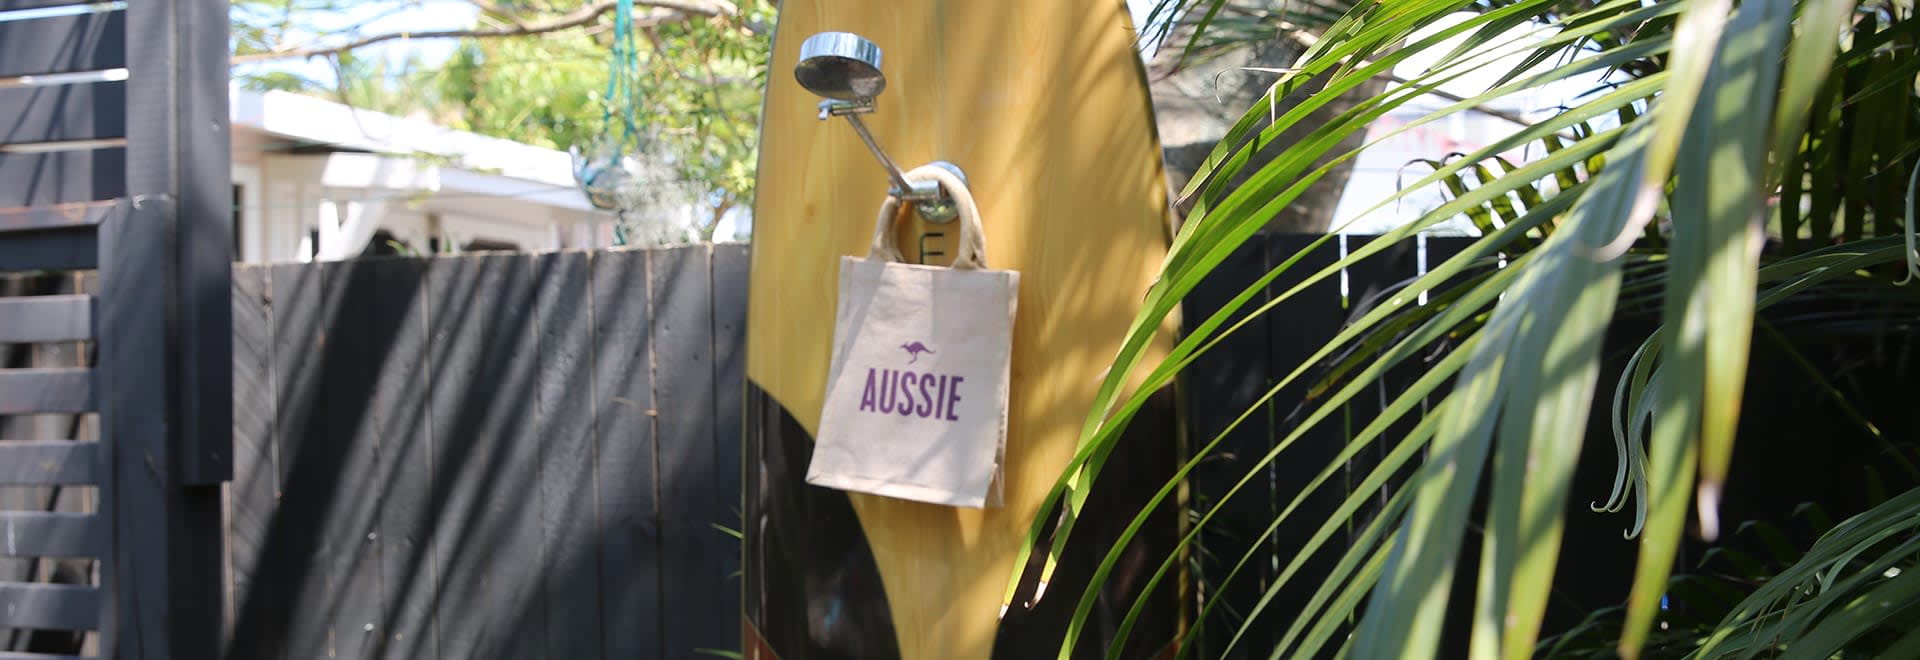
(233, 0, 478, 86)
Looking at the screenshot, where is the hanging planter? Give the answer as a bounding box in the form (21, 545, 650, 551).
(571, 139, 637, 212)
(569, 0, 669, 242)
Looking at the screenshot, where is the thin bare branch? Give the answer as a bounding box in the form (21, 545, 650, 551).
(465, 0, 533, 30)
(232, 0, 738, 64)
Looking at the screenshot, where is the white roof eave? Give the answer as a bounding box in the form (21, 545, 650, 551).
(312, 152, 598, 214)
(229, 85, 582, 190)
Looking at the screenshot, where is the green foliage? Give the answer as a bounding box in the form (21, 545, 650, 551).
(1016, 0, 1920, 657)
(230, 0, 774, 239)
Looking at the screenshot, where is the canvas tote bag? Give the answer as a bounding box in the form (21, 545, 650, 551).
(806, 165, 1019, 509)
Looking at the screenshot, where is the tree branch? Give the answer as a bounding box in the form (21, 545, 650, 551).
(232, 0, 738, 64)
(464, 0, 532, 30)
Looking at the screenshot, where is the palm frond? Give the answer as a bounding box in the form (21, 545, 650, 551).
(1017, 0, 1920, 656)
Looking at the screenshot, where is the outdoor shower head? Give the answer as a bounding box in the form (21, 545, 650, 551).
(794, 31, 965, 223)
(794, 32, 886, 101)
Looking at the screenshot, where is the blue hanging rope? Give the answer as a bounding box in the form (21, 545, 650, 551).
(593, 0, 642, 244)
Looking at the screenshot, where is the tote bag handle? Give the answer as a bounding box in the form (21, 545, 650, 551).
(869, 164, 987, 270)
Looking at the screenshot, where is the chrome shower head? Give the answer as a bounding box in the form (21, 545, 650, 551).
(794, 32, 885, 101)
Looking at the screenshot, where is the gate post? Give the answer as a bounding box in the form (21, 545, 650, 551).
(103, 0, 232, 657)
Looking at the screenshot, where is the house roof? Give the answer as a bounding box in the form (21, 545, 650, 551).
(228, 85, 579, 190)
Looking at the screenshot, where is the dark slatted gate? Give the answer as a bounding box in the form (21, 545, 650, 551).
(0, 1, 230, 658)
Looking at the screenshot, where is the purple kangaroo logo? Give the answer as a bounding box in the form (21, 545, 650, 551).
(900, 341, 935, 363)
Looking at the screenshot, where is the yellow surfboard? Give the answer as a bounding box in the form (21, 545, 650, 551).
(744, 1, 1181, 657)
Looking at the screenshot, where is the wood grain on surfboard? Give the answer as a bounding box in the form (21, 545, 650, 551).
(747, 1, 1179, 657)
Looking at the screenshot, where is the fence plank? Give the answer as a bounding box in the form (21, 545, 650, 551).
(708, 243, 747, 653)
(0, 295, 90, 343)
(0, 1, 106, 10)
(349, 257, 432, 660)
(592, 249, 662, 659)
(1178, 232, 1278, 655)
(423, 255, 484, 660)
(227, 265, 274, 653)
(272, 260, 345, 660)
(1335, 234, 1425, 543)
(0, 229, 95, 272)
(652, 245, 729, 658)
(319, 260, 382, 660)
(426, 253, 546, 660)
(0, 202, 116, 235)
(0, 150, 126, 207)
(0, 82, 125, 145)
(0, 442, 97, 485)
(0, 652, 90, 660)
(369, 257, 437, 660)
(532, 251, 602, 659)
(0, 368, 92, 414)
(228, 261, 329, 660)
(0, 10, 125, 78)
(1253, 234, 1349, 641)
(0, 512, 102, 557)
(0, 583, 97, 630)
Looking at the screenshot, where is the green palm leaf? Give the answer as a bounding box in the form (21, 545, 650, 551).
(1012, 0, 1920, 656)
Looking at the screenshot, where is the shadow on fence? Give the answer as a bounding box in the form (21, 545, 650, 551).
(226, 245, 745, 660)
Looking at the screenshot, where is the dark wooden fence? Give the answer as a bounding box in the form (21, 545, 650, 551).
(1182, 233, 1468, 658)
(1, 1, 231, 658)
(226, 245, 746, 659)
(1180, 232, 1920, 657)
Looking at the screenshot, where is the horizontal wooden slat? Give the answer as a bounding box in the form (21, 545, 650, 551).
(0, 1, 105, 10)
(0, 368, 92, 414)
(0, 201, 116, 234)
(0, 652, 92, 660)
(0, 81, 125, 144)
(0, 148, 125, 207)
(0, 512, 102, 557)
(0, 10, 124, 78)
(0, 442, 98, 485)
(0, 226, 96, 272)
(0, 295, 90, 342)
(0, 582, 98, 630)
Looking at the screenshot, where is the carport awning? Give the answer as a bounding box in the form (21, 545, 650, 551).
(285, 152, 600, 261)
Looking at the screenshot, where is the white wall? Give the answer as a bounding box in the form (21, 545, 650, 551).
(234, 147, 612, 263)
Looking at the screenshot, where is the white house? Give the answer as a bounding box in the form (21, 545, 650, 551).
(227, 86, 704, 263)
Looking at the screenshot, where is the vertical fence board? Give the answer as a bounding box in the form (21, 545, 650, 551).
(370, 258, 437, 660)
(254, 260, 328, 660)
(500, 254, 550, 660)
(533, 251, 604, 659)
(270, 260, 345, 656)
(1334, 235, 1423, 533)
(1179, 230, 1277, 656)
(426, 253, 546, 660)
(227, 265, 274, 651)
(709, 243, 748, 654)
(425, 254, 475, 659)
(324, 260, 383, 659)
(591, 249, 661, 659)
(1258, 234, 1347, 640)
(222, 247, 757, 658)
(652, 246, 728, 659)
